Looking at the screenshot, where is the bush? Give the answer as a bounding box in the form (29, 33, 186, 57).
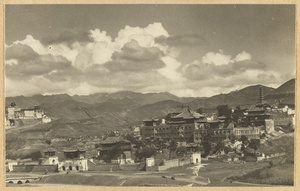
(22, 151, 43, 161)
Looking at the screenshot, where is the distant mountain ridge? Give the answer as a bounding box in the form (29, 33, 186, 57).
(5, 78, 295, 127)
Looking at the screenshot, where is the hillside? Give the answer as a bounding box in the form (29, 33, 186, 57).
(5, 94, 75, 108)
(72, 91, 194, 105)
(273, 78, 295, 94)
(189, 85, 276, 109)
(264, 78, 295, 106)
(5, 79, 295, 123)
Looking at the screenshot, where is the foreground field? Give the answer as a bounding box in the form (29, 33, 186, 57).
(229, 163, 294, 186)
(7, 159, 292, 187)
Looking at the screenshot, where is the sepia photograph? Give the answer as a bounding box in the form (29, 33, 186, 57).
(3, 4, 296, 187)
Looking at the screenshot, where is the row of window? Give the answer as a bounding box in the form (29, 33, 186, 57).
(144, 132, 192, 137)
(234, 130, 259, 134)
(142, 126, 194, 131)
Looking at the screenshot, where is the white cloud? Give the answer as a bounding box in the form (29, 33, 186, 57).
(202, 51, 252, 66)
(234, 51, 251, 62)
(12, 35, 46, 55)
(158, 56, 182, 81)
(202, 52, 232, 66)
(114, 22, 169, 49)
(88, 29, 112, 43)
(90, 42, 114, 65)
(67, 82, 120, 96)
(5, 76, 80, 97)
(7, 23, 285, 98)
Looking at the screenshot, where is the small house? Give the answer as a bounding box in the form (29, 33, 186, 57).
(191, 153, 201, 164)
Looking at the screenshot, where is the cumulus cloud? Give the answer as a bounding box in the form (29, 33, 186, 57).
(104, 40, 165, 72)
(85, 68, 166, 91)
(114, 22, 169, 49)
(6, 44, 39, 61)
(41, 30, 91, 45)
(68, 23, 169, 70)
(156, 34, 207, 47)
(8, 35, 80, 66)
(11, 35, 46, 55)
(6, 76, 81, 97)
(234, 51, 251, 62)
(181, 50, 282, 96)
(6, 43, 82, 83)
(158, 56, 183, 81)
(5, 22, 286, 98)
(88, 29, 112, 44)
(202, 52, 232, 66)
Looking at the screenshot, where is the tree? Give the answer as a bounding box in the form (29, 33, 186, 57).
(24, 151, 42, 161)
(169, 140, 178, 159)
(10, 102, 16, 107)
(125, 134, 137, 144)
(102, 144, 123, 163)
(136, 146, 157, 160)
(232, 105, 245, 123)
(240, 135, 249, 145)
(214, 140, 225, 153)
(201, 129, 213, 157)
(196, 108, 203, 114)
(176, 146, 187, 157)
(230, 135, 237, 144)
(217, 105, 232, 118)
(249, 139, 260, 153)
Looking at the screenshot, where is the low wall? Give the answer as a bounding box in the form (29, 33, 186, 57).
(146, 166, 159, 171)
(87, 161, 120, 171)
(146, 159, 180, 172)
(13, 165, 58, 172)
(179, 159, 190, 166)
(265, 152, 286, 159)
(139, 162, 146, 171)
(120, 164, 140, 171)
(163, 159, 179, 168)
(20, 119, 42, 126)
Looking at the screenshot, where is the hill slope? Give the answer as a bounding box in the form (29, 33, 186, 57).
(189, 85, 276, 109)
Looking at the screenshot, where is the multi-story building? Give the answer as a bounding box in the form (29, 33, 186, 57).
(97, 136, 133, 164)
(232, 126, 260, 139)
(141, 108, 233, 143)
(5, 103, 51, 126)
(245, 108, 272, 127)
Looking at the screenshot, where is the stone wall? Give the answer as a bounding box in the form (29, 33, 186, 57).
(179, 159, 190, 166)
(146, 159, 180, 172)
(120, 163, 140, 171)
(87, 161, 120, 171)
(12, 165, 58, 172)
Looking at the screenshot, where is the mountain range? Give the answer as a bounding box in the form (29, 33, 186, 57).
(6, 78, 295, 128)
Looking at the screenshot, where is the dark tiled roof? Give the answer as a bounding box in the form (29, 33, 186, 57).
(101, 136, 130, 144)
(173, 109, 204, 119)
(63, 149, 85, 152)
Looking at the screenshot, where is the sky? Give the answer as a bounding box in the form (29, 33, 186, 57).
(5, 4, 295, 97)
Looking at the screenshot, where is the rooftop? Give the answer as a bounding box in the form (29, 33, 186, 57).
(100, 136, 130, 144)
(172, 109, 204, 119)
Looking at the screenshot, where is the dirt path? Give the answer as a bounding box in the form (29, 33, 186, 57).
(82, 172, 209, 185)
